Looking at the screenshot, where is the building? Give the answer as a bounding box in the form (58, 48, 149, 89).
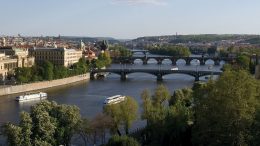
(29, 47, 82, 67)
(0, 53, 17, 80)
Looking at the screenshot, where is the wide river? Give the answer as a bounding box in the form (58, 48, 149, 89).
(0, 56, 223, 144)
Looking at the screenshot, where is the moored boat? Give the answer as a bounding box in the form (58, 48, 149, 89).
(16, 92, 47, 102)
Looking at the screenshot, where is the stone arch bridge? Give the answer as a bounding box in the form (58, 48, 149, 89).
(112, 56, 236, 66)
(90, 68, 222, 81)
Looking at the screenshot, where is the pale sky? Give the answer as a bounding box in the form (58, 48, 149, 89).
(0, 0, 260, 39)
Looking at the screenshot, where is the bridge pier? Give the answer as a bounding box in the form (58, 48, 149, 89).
(171, 59, 176, 65)
(200, 60, 205, 65)
(195, 75, 200, 82)
(143, 59, 148, 65)
(90, 73, 95, 80)
(157, 60, 162, 65)
(157, 74, 163, 81)
(214, 60, 220, 66)
(121, 72, 127, 81)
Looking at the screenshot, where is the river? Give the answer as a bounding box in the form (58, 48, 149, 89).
(0, 57, 223, 144)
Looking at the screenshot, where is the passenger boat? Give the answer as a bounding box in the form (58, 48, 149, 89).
(103, 95, 126, 105)
(16, 92, 47, 102)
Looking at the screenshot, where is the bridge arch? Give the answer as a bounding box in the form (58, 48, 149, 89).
(126, 72, 158, 77)
(176, 59, 186, 66)
(190, 59, 200, 66)
(133, 58, 143, 64)
(205, 59, 214, 65)
(162, 59, 172, 65)
(162, 72, 196, 78)
(220, 60, 225, 65)
(147, 58, 158, 64)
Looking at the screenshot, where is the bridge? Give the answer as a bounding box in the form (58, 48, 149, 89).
(130, 49, 149, 55)
(112, 56, 236, 66)
(90, 69, 222, 81)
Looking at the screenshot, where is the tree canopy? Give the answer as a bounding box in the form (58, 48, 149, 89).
(3, 101, 81, 146)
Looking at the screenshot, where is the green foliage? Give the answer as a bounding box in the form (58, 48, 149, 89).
(236, 54, 250, 70)
(169, 88, 193, 107)
(14, 58, 90, 83)
(106, 135, 140, 146)
(140, 85, 193, 145)
(43, 60, 54, 80)
(147, 45, 191, 57)
(103, 96, 138, 135)
(53, 66, 68, 79)
(109, 45, 132, 57)
(3, 101, 81, 146)
(192, 70, 258, 146)
(78, 114, 114, 146)
(94, 51, 112, 69)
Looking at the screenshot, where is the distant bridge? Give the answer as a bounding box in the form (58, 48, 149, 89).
(90, 68, 222, 81)
(112, 56, 236, 66)
(130, 49, 149, 54)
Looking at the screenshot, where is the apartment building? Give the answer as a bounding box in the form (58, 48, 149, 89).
(29, 47, 82, 67)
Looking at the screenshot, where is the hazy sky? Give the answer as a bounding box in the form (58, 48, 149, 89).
(0, 0, 260, 39)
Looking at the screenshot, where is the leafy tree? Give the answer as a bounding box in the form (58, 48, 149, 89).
(169, 88, 193, 107)
(3, 101, 81, 146)
(140, 85, 193, 145)
(15, 67, 32, 83)
(192, 70, 258, 146)
(250, 81, 260, 146)
(78, 114, 113, 146)
(53, 66, 68, 79)
(109, 45, 132, 57)
(147, 45, 191, 57)
(43, 60, 54, 80)
(152, 84, 171, 108)
(236, 54, 250, 70)
(103, 96, 138, 135)
(106, 135, 140, 146)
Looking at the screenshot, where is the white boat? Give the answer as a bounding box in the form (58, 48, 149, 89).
(16, 92, 47, 102)
(104, 95, 126, 105)
(171, 67, 178, 70)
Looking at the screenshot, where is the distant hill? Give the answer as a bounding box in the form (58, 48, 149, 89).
(60, 36, 120, 44)
(131, 34, 259, 44)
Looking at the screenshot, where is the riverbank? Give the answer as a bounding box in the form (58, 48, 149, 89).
(0, 73, 90, 96)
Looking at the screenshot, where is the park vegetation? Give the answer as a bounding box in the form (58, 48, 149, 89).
(146, 44, 191, 57)
(109, 45, 133, 57)
(14, 51, 111, 84)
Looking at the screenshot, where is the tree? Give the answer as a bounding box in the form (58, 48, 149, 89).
(106, 135, 140, 146)
(236, 54, 250, 70)
(192, 70, 258, 146)
(15, 67, 32, 83)
(53, 66, 68, 79)
(78, 114, 113, 146)
(3, 101, 81, 146)
(169, 88, 193, 106)
(147, 45, 191, 57)
(103, 96, 138, 135)
(43, 61, 54, 80)
(140, 85, 193, 145)
(152, 84, 171, 108)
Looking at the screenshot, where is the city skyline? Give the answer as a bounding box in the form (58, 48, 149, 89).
(1, 0, 260, 39)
